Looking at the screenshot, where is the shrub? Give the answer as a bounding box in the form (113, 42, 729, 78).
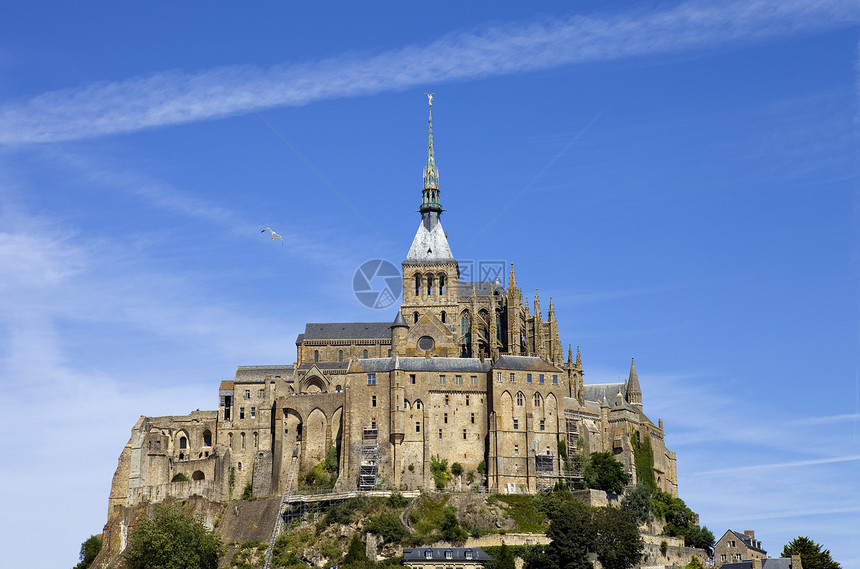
(430, 456, 452, 490)
(241, 482, 254, 500)
(451, 462, 464, 477)
(125, 504, 222, 569)
(365, 512, 408, 544)
(73, 534, 102, 569)
(171, 473, 190, 482)
(477, 460, 487, 475)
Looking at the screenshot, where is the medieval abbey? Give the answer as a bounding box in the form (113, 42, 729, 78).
(105, 101, 677, 522)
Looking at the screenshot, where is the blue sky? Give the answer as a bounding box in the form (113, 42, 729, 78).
(0, 1, 858, 567)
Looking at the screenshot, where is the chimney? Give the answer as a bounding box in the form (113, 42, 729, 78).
(791, 555, 803, 569)
(744, 530, 755, 540)
(752, 559, 762, 569)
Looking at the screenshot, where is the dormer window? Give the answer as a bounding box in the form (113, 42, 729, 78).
(445, 550, 453, 560)
(425, 550, 433, 560)
(465, 550, 473, 560)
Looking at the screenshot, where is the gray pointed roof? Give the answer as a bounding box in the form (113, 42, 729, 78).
(405, 216, 455, 262)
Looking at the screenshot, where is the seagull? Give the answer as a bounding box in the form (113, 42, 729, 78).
(261, 227, 282, 240)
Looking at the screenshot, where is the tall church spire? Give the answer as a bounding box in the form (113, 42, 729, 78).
(626, 357, 642, 409)
(405, 94, 454, 263)
(421, 94, 441, 214)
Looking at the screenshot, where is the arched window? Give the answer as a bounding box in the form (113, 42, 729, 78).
(441, 311, 446, 323)
(241, 432, 246, 449)
(179, 436, 187, 450)
(439, 274, 445, 295)
(314, 350, 319, 363)
(203, 430, 212, 447)
(228, 432, 233, 449)
(534, 393, 541, 407)
(363, 349, 368, 358)
(192, 470, 205, 481)
(415, 400, 423, 410)
(427, 275, 434, 295)
(516, 393, 524, 406)
(253, 432, 259, 448)
(237, 462, 242, 471)
(335, 385, 342, 392)
(414, 274, 422, 296)
(338, 350, 343, 362)
(460, 312, 472, 357)
(413, 311, 419, 324)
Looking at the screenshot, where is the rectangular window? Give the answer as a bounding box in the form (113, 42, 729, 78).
(539, 420, 545, 431)
(465, 551, 473, 560)
(539, 374, 544, 384)
(416, 422, 421, 432)
(510, 372, 516, 383)
(463, 429, 467, 439)
(371, 395, 377, 407)
(245, 389, 250, 399)
(410, 374, 416, 384)
(526, 373, 532, 383)
(367, 373, 376, 385)
(465, 395, 470, 406)
(445, 395, 449, 406)
(439, 429, 443, 439)
(471, 413, 475, 424)
(513, 419, 519, 430)
(439, 375, 446, 385)
(455, 375, 462, 385)
(471, 375, 477, 386)
(497, 372, 502, 383)
(552, 375, 558, 385)
(259, 388, 265, 398)
(444, 413, 448, 424)
(239, 407, 245, 419)
(514, 446, 519, 456)
(250, 407, 256, 418)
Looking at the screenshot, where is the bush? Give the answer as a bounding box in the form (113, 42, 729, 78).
(451, 462, 464, 477)
(477, 460, 487, 475)
(439, 505, 467, 543)
(343, 533, 367, 565)
(241, 482, 254, 500)
(583, 452, 629, 494)
(365, 513, 408, 544)
(171, 473, 190, 482)
(388, 491, 409, 508)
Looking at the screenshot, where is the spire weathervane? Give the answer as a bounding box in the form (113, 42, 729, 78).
(426, 92, 435, 107)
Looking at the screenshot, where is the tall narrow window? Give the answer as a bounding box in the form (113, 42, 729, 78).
(534, 393, 541, 407)
(444, 413, 448, 423)
(414, 311, 419, 324)
(338, 350, 343, 362)
(539, 374, 545, 384)
(439, 274, 446, 295)
(251, 407, 256, 418)
(445, 395, 449, 405)
(539, 420, 545, 431)
(179, 436, 187, 450)
(441, 311, 446, 323)
(410, 374, 416, 385)
(438, 429, 443, 439)
(513, 419, 519, 430)
(416, 422, 421, 433)
(228, 432, 233, 449)
(552, 374, 558, 385)
(363, 349, 368, 358)
(427, 275, 434, 295)
(439, 375, 446, 385)
(241, 432, 246, 449)
(253, 432, 259, 447)
(471, 376, 477, 386)
(497, 372, 502, 383)
(526, 373, 532, 383)
(455, 375, 462, 385)
(510, 373, 515, 383)
(415, 274, 422, 296)
(463, 429, 467, 440)
(314, 350, 319, 363)
(514, 445, 519, 455)
(465, 395, 470, 406)
(471, 413, 475, 424)
(516, 393, 524, 406)
(240, 407, 245, 419)
(371, 395, 377, 407)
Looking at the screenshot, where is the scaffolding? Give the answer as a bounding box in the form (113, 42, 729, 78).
(358, 425, 378, 491)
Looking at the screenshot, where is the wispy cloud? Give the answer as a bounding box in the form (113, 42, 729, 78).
(697, 455, 860, 475)
(795, 412, 860, 425)
(1, 0, 858, 144)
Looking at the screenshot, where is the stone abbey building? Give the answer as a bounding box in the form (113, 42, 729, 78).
(106, 103, 677, 520)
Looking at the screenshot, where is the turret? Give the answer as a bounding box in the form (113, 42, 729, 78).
(626, 357, 642, 410)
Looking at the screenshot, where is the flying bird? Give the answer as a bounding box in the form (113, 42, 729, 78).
(261, 227, 282, 240)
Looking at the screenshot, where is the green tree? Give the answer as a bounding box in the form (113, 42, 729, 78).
(430, 455, 452, 489)
(73, 534, 102, 569)
(495, 542, 516, 569)
(343, 533, 368, 566)
(546, 499, 596, 569)
(782, 536, 841, 569)
(621, 483, 652, 525)
(592, 507, 643, 569)
(631, 433, 656, 492)
(439, 505, 467, 543)
(685, 525, 715, 555)
(583, 452, 629, 494)
(685, 556, 705, 569)
(365, 513, 408, 544)
(651, 491, 695, 539)
(124, 503, 223, 569)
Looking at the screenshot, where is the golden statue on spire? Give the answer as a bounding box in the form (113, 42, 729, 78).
(425, 92, 435, 107)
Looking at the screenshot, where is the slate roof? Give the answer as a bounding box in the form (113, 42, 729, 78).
(725, 530, 767, 554)
(721, 560, 792, 569)
(351, 357, 493, 374)
(405, 215, 455, 263)
(301, 322, 392, 341)
(583, 383, 636, 410)
(457, 281, 506, 297)
(494, 355, 561, 372)
(402, 547, 492, 562)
